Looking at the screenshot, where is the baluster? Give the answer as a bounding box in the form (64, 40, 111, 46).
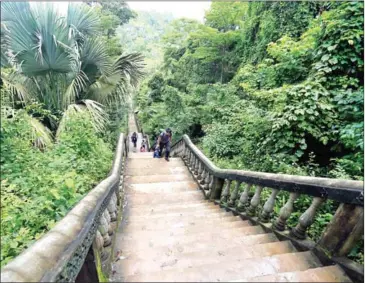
(186, 151, 192, 166)
(197, 161, 203, 180)
(200, 167, 206, 184)
(236, 184, 252, 212)
(206, 174, 215, 198)
(190, 154, 195, 171)
(98, 211, 111, 247)
(260, 188, 279, 223)
(202, 172, 210, 190)
(228, 181, 241, 207)
(109, 194, 118, 221)
(273, 192, 299, 231)
(104, 209, 114, 236)
(291, 197, 325, 240)
(183, 147, 189, 161)
(220, 179, 231, 204)
(194, 158, 199, 176)
(247, 186, 263, 216)
(95, 230, 108, 261)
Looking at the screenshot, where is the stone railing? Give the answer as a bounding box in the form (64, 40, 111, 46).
(1, 133, 128, 282)
(171, 135, 364, 282)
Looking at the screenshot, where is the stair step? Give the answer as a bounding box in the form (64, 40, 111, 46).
(125, 174, 194, 184)
(128, 152, 155, 158)
(122, 219, 251, 235)
(125, 208, 234, 221)
(126, 181, 199, 194)
(126, 191, 204, 205)
(125, 207, 229, 221)
(122, 215, 243, 231)
(126, 201, 219, 216)
(118, 233, 279, 256)
(127, 158, 185, 168)
(231, 265, 352, 282)
(113, 233, 280, 277)
(118, 225, 265, 252)
(126, 166, 190, 176)
(121, 251, 321, 282)
(123, 212, 240, 229)
(117, 241, 296, 277)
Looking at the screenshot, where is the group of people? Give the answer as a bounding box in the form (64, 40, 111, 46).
(130, 127, 172, 162)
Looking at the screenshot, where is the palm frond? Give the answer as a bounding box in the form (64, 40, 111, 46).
(28, 114, 53, 149)
(80, 37, 113, 79)
(63, 69, 89, 108)
(67, 3, 100, 41)
(56, 100, 107, 139)
(1, 70, 35, 102)
(114, 53, 146, 87)
(2, 2, 75, 76)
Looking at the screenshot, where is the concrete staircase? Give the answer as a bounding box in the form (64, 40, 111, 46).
(111, 126, 352, 282)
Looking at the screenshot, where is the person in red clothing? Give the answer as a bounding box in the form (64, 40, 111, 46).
(140, 144, 146, 152)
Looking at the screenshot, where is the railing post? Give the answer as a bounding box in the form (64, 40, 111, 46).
(273, 192, 299, 231)
(291, 197, 325, 240)
(260, 188, 279, 223)
(197, 161, 203, 180)
(220, 179, 231, 204)
(247, 186, 263, 216)
(317, 204, 364, 257)
(228, 181, 241, 207)
(236, 184, 251, 212)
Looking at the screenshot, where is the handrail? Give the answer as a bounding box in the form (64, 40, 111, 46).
(171, 134, 364, 281)
(173, 135, 363, 205)
(1, 133, 128, 282)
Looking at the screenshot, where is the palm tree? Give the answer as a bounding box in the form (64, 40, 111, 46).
(1, 2, 145, 137)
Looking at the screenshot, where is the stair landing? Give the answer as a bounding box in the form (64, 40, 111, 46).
(111, 127, 352, 282)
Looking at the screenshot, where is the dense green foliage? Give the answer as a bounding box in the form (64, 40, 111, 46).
(138, 1, 363, 180)
(1, 106, 112, 266)
(0, 1, 140, 266)
(136, 1, 364, 261)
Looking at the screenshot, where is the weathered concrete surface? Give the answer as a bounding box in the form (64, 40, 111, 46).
(111, 129, 352, 282)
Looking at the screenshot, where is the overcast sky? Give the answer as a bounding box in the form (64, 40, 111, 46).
(127, 1, 211, 22)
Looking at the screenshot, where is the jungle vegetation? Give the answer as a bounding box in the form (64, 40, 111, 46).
(135, 1, 364, 262)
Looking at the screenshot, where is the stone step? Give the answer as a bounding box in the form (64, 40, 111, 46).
(125, 208, 235, 221)
(123, 211, 239, 228)
(118, 241, 297, 278)
(122, 218, 251, 235)
(113, 233, 279, 274)
(125, 174, 194, 184)
(231, 265, 352, 282)
(122, 251, 321, 282)
(126, 181, 199, 194)
(126, 204, 226, 218)
(122, 214, 243, 232)
(125, 191, 204, 205)
(128, 152, 156, 159)
(127, 158, 184, 168)
(126, 166, 190, 176)
(119, 225, 266, 252)
(126, 201, 219, 216)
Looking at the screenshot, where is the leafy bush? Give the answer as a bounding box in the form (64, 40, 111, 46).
(1, 110, 112, 266)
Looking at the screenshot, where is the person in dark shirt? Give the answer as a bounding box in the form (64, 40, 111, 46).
(156, 128, 172, 161)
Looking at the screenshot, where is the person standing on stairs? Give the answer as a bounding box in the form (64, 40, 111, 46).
(156, 128, 172, 161)
(131, 132, 138, 148)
